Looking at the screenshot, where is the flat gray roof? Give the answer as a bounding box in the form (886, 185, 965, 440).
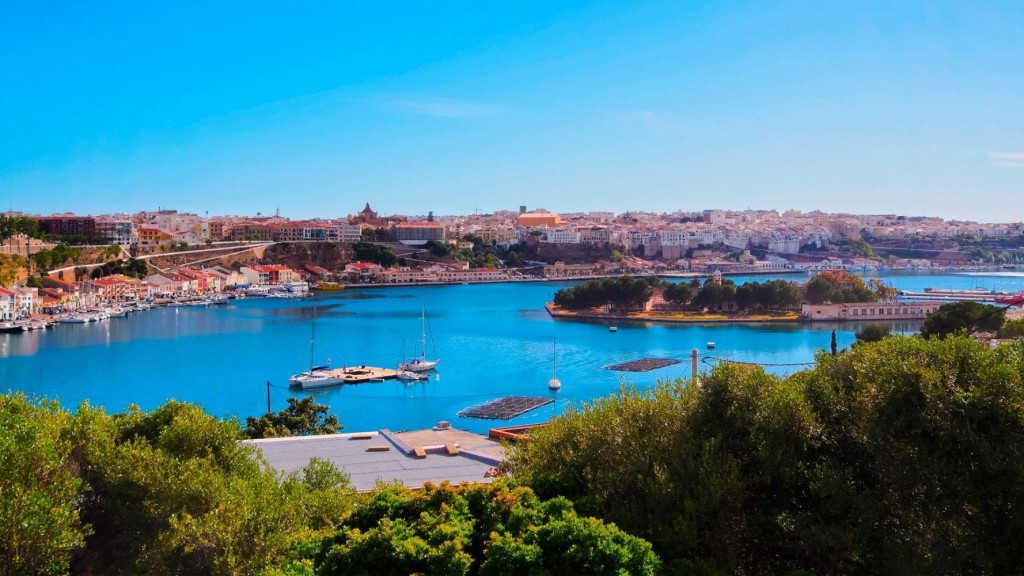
(244, 429, 504, 492)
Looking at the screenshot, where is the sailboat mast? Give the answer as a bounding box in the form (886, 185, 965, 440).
(421, 299, 427, 361)
(553, 337, 557, 378)
(309, 308, 316, 372)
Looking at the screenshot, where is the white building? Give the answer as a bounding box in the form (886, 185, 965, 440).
(543, 228, 581, 244)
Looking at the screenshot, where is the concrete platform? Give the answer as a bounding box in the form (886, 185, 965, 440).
(244, 428, 505, 492)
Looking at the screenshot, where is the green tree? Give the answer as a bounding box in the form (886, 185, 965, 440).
(0, 394, 90, 575)
(855, 323, 891, 344)
(663, 282, 693, 305)
(245, 396, 342, 439)
(998, 317, 1024, 339)
(920, 301, 1006, 339)
(692, 278, 737, 307)
(510, 336, 1024, 574)
(830, 330, 838, 355)
(316, 481, 660, 576)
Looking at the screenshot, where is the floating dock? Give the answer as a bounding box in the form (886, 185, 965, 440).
(458, 396, 555, 420)
(329, 366, 399, 384)
(605, 358, 682, 372)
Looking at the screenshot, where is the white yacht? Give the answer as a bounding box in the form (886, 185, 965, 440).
(290, 369, 345, 389)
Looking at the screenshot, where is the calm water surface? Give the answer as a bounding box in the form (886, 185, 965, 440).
(2, 271, 1022, 433)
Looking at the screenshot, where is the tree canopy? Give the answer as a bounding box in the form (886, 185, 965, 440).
(509, 336, 1024, 574)
(244, 395, 342, 439)
(317, 481, 660, 576)
(553, 276, 654, 310)
(920, 301, 1006, 339)
(804, 270, 879, 304)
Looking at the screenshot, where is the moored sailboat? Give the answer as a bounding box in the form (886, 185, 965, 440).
(398, 301, 439, 373)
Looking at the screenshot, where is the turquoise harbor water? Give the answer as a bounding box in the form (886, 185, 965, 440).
(2, 271, 1023, 433)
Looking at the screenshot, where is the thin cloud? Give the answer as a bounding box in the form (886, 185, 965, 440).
(989, 152, 1024, 167)
(388, 98, 498, 118)
(621, 111, 681, 134)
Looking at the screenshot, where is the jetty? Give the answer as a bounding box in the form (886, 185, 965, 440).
(330, 366, 400, 384)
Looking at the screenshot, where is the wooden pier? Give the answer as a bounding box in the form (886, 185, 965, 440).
(327, 366, 400, 384)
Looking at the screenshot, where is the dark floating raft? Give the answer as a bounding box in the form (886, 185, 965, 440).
(605, 358, 682, 372)
(458, 396, 555, 420)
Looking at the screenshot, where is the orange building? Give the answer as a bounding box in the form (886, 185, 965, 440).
(517, 212, 562, 227)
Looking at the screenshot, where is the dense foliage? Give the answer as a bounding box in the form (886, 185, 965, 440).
(245, 395, 342, 439)
(351, 242, 402, 267)
(0, 395, 88, 575)
(87, 257, 149, 279)
(854, 323, 891, 343)
(803, 270, 880, 304)
(920, 301, 1006, 339)
(1000, 317, 1024, 339)
(733, 279, 802, 310)
(509, 336, 1024, 574)
(553, 276, 656, 310)
(0, 215, 42, 242)
(316, 481, 660, 576)
(662, 281, 693, 304)
(0, 397, 356, 575)
(30, 243, 83, 273)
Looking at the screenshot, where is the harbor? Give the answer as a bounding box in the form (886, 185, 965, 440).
(3, 271, 1023, 434)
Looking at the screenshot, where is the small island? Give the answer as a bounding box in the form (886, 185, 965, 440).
(546, 271, 900, 324)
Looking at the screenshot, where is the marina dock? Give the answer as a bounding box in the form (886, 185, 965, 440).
(329, 366, 400, 384)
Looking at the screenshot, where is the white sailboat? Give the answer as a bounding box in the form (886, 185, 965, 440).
(289, 308, 344, 389)
(398, 301, 439, 373)
(548, 337, 561, 391)
(396, 338, 429, 381)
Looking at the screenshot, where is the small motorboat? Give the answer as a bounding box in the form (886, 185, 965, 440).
(0, 322, 25, 334)
(609, 326, 618, 332)
(706, 342, 716, 350)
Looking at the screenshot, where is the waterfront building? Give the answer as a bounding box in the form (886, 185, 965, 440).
(14, 287, 37, 316)
(437, 268, 509, 283)
(0, 287, 14, 320)
(344, 262, 384, 278)
(240, 265, 297, 285)
(379, 267, 438, 284)
(801, 301, 943, 321)
(542, 261, 608, 278)
(147, 272, 195, 296)
(204, 266, 248, 287)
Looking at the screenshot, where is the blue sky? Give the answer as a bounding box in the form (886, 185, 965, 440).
(2, 1, 1022, 221)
